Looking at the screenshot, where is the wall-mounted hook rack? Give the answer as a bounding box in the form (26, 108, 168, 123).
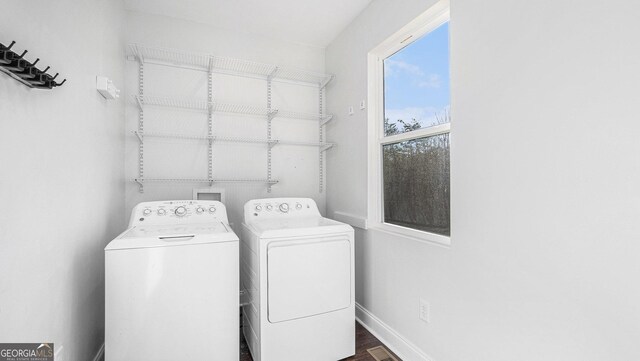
(0, 40, 66, 89)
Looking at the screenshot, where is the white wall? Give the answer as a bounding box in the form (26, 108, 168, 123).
(0, 1, 126, 360)
(326, 0, 640, 360)
(124, 11, 328, 228)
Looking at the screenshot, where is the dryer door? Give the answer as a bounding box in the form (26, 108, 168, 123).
(267, 234, 352, 323)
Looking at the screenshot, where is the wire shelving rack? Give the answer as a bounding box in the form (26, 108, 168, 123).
(129, 44, 335, 193)
(131, 131, 335, 150)
(129, 44, 333, 87)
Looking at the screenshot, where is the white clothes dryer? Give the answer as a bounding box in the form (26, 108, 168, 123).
(105, 200, 239, 361)
(241, 198, 355, 361)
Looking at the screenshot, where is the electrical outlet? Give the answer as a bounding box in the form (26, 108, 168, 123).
(419, 299, 430, 323)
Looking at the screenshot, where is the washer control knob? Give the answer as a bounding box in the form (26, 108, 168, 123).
(266, 204, 273, 211)
(143, 209, 152, 216)
(296, 203, 302, 210)
(196, 207, 205, 214)
(255, 205, 262, 212)
(175, 206, 187, 217)
(157, 209, 166, 216)
(209, 206, 216, 213)
(279, 203, 289, 213)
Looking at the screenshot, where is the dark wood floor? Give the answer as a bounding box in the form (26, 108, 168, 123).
(240, 321, 401, 361)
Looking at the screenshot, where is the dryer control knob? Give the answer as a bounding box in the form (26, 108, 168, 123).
(279, 203, 289, 213)
(255, 205, 262, 212)
(296, 203, 302, 210)
(209, 207, 216, 213)
(196, 207, 205, 214)
(157, 209, 166, 216)
(175, 206, 187, 216)
(143, 209, 152, 216)
(266, 204, 273, 211)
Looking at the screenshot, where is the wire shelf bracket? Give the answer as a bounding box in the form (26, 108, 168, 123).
(320, 144, 335, 152)
(320, 115, 334, 126)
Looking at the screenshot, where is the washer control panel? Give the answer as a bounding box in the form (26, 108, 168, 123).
(129, 200, 228, 226)
(244, 198, 321, 220)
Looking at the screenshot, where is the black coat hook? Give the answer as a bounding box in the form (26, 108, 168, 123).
(0, 41, 16, 52)
(1, 40, 66, 90)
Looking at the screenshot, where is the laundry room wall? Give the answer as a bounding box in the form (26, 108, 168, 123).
(0, 1, 126, 360)
(123, 11, 328, 229)
(325, 0, 640, 360)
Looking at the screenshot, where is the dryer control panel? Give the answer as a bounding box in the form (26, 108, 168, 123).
(129, 200, 229, 226)
(244, 198, 321, 221)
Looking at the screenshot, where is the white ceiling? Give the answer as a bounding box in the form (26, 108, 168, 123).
(124, 0, 373, 47)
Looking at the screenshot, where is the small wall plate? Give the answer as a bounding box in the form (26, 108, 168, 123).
(192, 187, 226, 203)
(96, 76, 120, 99)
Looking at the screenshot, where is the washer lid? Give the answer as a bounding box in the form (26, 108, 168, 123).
(105, 222, 238, 251)
(248, 216, 353, 239)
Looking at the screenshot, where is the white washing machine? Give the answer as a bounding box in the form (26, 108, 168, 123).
(240, 198, 355, 361)
(105, 200, 239, 361)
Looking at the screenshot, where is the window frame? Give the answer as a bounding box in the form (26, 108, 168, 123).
(367, 0, 451, 246)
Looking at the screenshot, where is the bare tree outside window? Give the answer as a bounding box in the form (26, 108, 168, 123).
(382, 112, 450, 236)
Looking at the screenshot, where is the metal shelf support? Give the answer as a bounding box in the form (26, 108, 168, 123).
(137, 61, 145, 193)
(320, 115, 334, 126)
(321, 144, 334, 152)
(268, 109, 278, 121)
(207, 63, 214, 184)
(268, 140, 279, 149)
(134, 131, 144, 143)
(319, 84, 325, 193)
(266, 70, 275, 193)
(134, 95, 144, 111)
(320, 74, 334, 90)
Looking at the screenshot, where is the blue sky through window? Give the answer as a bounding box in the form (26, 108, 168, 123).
(384, 22, 450, 132)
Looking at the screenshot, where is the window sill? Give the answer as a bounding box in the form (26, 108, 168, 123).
(368, 222, 451, 248)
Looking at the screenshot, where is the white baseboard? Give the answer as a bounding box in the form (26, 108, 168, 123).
(95, 308, 426, 361)
(92, 343, 104, 361)
(356, 303, 434, 361)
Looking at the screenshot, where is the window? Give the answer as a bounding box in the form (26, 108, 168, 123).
(368, 2, 450, 245)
